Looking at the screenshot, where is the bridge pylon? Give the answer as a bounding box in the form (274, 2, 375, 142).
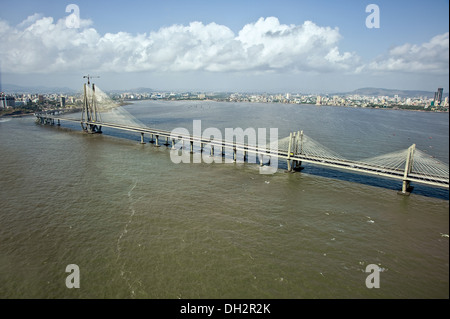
(399, 144, 416, 195)
(81, 78, 102, 134)
(287, 130, 304, 172)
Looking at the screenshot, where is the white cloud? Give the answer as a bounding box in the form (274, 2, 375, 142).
(367, 32, 449, 74)
(16, 13, 43, 29)
(0, 15, 359, 75)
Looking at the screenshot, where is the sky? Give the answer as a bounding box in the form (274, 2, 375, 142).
(0, 0, 448, 93)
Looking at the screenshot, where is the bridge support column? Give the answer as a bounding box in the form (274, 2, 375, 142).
(233, 148, 237, 162)
(155, 135, 160, 147)
(398, 144, 416, 196)
(287, 132, 293, 172)
(57, 119, 60, 126)
(210, 145, 214, 157)
(287, 160, 292, 172)
(401, 180, 412, 195)
(140, 132, 146, 144)
(164, 137, 170, 146)
(293, 160, 304, 171)
(171, 139, 176, 149)
(149, 134, 154, 144)
(259, 154, 264, 166)
(190, 140, 194, 153)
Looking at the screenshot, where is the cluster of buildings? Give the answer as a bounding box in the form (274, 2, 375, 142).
(116, 88, 448, 111)
(228, 89, 448, 110)
(1, 88, 448, 112)
(0, 92, 78, 109)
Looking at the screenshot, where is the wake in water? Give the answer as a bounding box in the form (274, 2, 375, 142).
(116, 179, 143, 298)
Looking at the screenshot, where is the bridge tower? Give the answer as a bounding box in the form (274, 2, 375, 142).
(287, 130, 304, 172)
(399, 144, 416, 195)
(81, 75, 102, 134)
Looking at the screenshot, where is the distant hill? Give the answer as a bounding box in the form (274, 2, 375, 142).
(341, 87, 446, 98)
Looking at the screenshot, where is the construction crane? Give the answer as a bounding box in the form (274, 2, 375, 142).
(83, 74, 99, 85)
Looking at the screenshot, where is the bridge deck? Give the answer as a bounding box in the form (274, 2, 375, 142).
(35, 115, 449, 189)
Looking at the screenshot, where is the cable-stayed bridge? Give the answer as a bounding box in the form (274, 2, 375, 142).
(35, 82, 449, 195)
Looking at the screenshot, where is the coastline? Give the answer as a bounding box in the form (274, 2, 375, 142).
(2, 99, 447, 118)
(0, 111, 36, 118)
(120, 98, 449, 114)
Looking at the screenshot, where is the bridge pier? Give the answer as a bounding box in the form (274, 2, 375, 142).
(164, 137, 170, 146)
(154, 135, 160, 147)
(172, 139, 176, 149)
(149, 134, 154, 144)
(88, 124, 102, 134)
(398, 180, 413, 196)
(190, 140, 194, 153)
(233, 148, 237, 162)
(140, 132, 146, 144)
(293, 160, 304, 171)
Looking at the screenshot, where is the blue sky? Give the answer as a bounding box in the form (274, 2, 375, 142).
(0, 0, 448, 92)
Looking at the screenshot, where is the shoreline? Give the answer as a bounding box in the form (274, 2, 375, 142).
(2, 100, 447, 118)
(123, 99, 449, 114)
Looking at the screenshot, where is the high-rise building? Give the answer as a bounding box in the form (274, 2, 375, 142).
(60, 96, 66, 108)
(434, 88, 443, 106)
(316, 95, 321, 105)
(0, 95, 15, 108)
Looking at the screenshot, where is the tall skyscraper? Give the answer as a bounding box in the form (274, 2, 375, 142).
(60, 96, 66, 108)
(434, 88, 443, 106)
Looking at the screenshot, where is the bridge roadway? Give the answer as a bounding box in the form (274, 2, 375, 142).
(36, 116, 449, 190)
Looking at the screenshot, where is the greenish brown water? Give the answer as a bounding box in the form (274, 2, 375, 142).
(0, 101, 448, 298)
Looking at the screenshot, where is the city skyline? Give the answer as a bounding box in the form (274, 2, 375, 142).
(0, 0, 448, 93)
